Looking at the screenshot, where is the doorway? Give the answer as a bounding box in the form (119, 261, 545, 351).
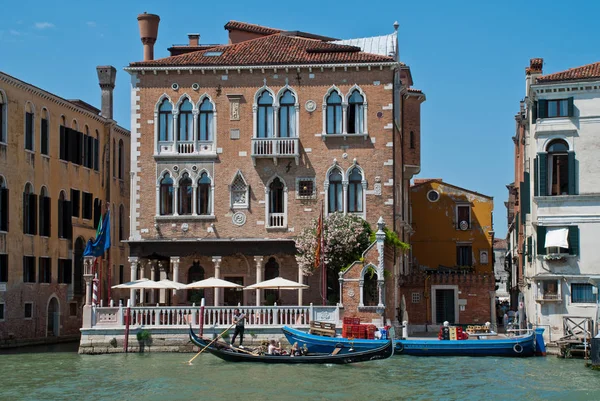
(432, 286, 457, 324)
(223, 277, 244, 306)
(47, 297, 60, 337)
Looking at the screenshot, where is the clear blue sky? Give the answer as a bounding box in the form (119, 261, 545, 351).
(2, 0, 599, 238)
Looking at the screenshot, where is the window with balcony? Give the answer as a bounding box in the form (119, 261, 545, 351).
(41, 108, 49, 156)
(23, 183, 37, 235)
(0, 176, 8, 232)
(198, 98, 214, 141)
(25, 102, 35, 151)
(178, 173, 193, 216)
(197, 172, 212, 216)
(266, 176, 287, 228)
(159, 173, 174, 215)
(278, 90, 296, 138)
(327, 168, 343, 214)
(347, 167, 364, 214)
(231, 171, 249, 209)
(571, 283, 596, 304)
(39, 186, 51, 237)
(326, 90, 342, 134)
(158, 98, 173, 142)
(347, 89, 365, 134)
(177, 99, 193, 151)
(257, 90, 274, 138)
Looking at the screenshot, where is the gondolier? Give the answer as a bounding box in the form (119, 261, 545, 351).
(231, 309, 246, 348)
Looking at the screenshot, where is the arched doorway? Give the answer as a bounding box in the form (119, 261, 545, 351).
(74, 237, 85, 297)
(363, 269, 378, 306)
(47, 297, 59, 337)
(187, 262, 205, 303)
(264, 257, 279, 305)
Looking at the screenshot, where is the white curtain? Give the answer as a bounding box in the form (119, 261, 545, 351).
(544, 227, 569, 248)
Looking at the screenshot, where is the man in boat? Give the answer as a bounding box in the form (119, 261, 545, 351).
(231, 309, 246, 348)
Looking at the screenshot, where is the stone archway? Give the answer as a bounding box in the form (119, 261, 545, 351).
(47, 297, 60, 337)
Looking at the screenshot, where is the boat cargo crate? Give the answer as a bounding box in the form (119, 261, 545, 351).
(309, 321, 336, 337)
(343, 317, 353, 325)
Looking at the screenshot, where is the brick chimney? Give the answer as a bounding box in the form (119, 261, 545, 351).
(188, 34, 200, 46)
(525, 58, 543, 96)
(137, 12, 160, 61)
(96, 66, 116, 120)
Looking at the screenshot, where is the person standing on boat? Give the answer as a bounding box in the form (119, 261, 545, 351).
(231, 309, 246, 348)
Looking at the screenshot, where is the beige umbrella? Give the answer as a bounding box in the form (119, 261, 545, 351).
(112, 278, 150, 289)
(244, 277, 309, 290)
(186, 277, 244, 289)
(128, 278, 187, 290)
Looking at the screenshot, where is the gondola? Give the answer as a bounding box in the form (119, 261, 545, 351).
(189, 327, 393, 364)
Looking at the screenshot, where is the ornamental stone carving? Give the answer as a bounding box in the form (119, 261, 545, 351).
(232, 212, 246, 226)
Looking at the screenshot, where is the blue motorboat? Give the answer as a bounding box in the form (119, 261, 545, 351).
(282, 326, 389, 354)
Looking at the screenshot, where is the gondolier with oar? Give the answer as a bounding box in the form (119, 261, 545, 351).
(231, 309, 246, 348)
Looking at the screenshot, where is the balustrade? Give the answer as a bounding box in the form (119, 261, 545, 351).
(252, 138, 298, 157)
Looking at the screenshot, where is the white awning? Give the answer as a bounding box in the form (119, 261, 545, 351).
(545, 227, 569, 249)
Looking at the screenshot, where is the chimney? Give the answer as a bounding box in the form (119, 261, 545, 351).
(137, 12, 160, 61)
(525, 57, 543, 96)
(188, 34, 200, 47)
(96, 66, 116, 120)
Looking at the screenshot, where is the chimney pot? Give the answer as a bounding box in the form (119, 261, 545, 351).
(137, 13, 160, 61)
(96, 66, 116, 120)
(188, 34, 200, 47)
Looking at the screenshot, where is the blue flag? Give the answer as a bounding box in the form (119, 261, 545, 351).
(83, 210, 111, 257)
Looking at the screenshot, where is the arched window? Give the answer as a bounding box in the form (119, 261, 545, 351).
(178, 99, 193, 142)
(178, 173, 192, 215)
(230, 171, 249, 209)
(409, 131, 415, 149)
(25, 102, 35, 151)
(158, 99, 173, 142)
(23, 183, 37, 235)
(198, 98, 214, 141)
(159, 173, 174, 215)
(327, 169, 343, 213)
(41, 108, 49, 155)
(58, 190, 68, 238)
(187, 262, 205, 302)
(347, 89, 365, 134)
(268, 177, 285, 228)
(0, 176, 8, 232)
(94, 130, 100, 171)
(197, 172, 211, 215)
(257, 91, 274, 138)
(82, 125, 90, 168)
(546, 139, 570, 196)
(363, 269, 378, 306)
(326, 91, 342, 134)
(278, 90, 296, 138)
(348, 168, 363, 213)
(118, 139, 124, 180)
(119, 204, 125, 241)
(0, 90, 6, 143)
(39, 186, 51, 237)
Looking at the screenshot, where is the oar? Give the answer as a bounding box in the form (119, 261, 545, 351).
(187, 322, 235, 365)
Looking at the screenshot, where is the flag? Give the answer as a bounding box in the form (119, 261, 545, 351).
(95, 212, 103, 238)
(83, 210, 111, 257)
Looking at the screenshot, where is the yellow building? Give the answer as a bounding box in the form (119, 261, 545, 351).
(400, 179, 494, 327)
(0, 68, 130, 345)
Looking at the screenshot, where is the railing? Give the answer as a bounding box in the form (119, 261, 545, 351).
(252, 138, 299, 157)
(268, 213, 285, 228)
(156, 141, 216, 156)
(91, 304, 339, 329)
(178, 141, 195, 154)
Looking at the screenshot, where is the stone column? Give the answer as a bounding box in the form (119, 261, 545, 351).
(378, 281, 385, 307)
(298, 266, 304, 306)
(159, 261, 167, 304)
(128, 257, 139, 307)
(148, 260, 156, 304)
(171, 256, 180, 304)
(83, 257, 94, 306)
(139, 260, 146, 305)
(254, 256, 264, 306)
(212, 256, 222, 306)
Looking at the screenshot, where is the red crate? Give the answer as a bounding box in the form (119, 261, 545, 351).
(343, 317, 353, 325)
(352, 318, 361, 325)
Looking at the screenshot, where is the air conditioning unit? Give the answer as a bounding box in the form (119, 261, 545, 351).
(459, 220, 469, 231)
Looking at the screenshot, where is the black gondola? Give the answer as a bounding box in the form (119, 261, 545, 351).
(189, 327, 394, 364)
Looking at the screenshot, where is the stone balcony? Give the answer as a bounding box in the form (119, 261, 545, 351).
(251, 137, 299, 166)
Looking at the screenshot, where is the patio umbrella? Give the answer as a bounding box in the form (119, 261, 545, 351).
(111, 278, 150, 289)
(186, 277, 244, 289)
(128, 278, 187, 290)
(244, 277, 309, 290)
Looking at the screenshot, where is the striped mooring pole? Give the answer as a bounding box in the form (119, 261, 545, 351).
(92, 273, 99, 306)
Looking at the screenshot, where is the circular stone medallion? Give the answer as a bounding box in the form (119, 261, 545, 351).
(305, 100, 317, 112)
(232, 212, 247, 226)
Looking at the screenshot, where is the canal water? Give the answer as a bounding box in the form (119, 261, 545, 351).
(1, 343, 598, 401)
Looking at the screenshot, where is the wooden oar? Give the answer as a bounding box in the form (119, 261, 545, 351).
(187, 322, 235, 365)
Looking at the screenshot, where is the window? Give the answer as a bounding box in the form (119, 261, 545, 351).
(58, 191, 72, 239)
(119, 265, 124, 284)
(159, 173, 174, 215)
(327, 169, 343, 213)
(178, 173, 193, 215)
(536, 98, 573, 119)
(118, 139, 124, 179)
(267, 177, 285, 228)
(412, 292, 421, 303)
(540, 280, 560, 300)
(539, 226, 579, 256)
(58, 259, 72, 284)
(0, 303, 4, 321)
(23, 256, 36, 283)
(24, 303, 33, 319)
(547, 139, 570, 196)
(94, 130, 100, 171)
(82, 192, 93, 220)
(25, 103, 34, 151)
(39, 257, 51, 283)
(347, 168, 364, 213)
(41, 109, 49, 155)
(409, 131, 415, 149)
(119, 204, 125, 241)
(347, 89, 365, 134)
(69, 302, 78, 316)
(112, 139, 116, 178)
(297, 178, 316, 199)
(198, 98, 214, 141)
(456, 245, 472, 266)
(0, 176, 8, 232)
(158, 99, 173, 142)
(456, 205, 470, 230)
(427, 190, 440, 202)
(0, 254, 7, 282)
(571, 283, 596, 304)
(0, 91, 6, 143)
(178, 99, 193, 142)
(257, 90, 274, 138)
(70, 189, 80, 218)
(326, 91, 342, 134)
(197, 172, 211, 215)
(230, 171, 249, 209)
(39, 186, 51, 237)
(278, 90, 296, 138)
(23, 184, 37, 235)
(82, 126, 89, 168)
(93, 198, 102, 229)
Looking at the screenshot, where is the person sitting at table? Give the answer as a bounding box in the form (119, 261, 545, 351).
(268, 340, 282, 355)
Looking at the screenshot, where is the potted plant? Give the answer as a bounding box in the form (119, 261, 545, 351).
(136, 329, 152, 352)
(544, 254, 566, 262)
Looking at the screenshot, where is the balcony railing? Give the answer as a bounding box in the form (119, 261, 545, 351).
(251, 137, 299, 166)
(536, 293, 562, 303)
(268, 213, 286, 228)
(156, 141, 216, 158)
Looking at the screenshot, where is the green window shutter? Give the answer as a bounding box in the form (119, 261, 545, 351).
(538, 152, 548, 196)
(538, 100, 548, 119)
(568, 226, 579, 256)
(533, 157, 539, 196)
(532, 101, 538, 121)
(567, 97, 574, 117)
(537, 226, 547, 255)
(527, 236, 532, 263)
(521, 171, 531, 219)
(568, 151, 577, 195)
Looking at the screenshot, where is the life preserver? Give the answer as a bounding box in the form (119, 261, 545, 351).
(513, 343, 523, 354)
(396, 342, 404, 353)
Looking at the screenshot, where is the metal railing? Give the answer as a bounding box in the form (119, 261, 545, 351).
(252, 138, 298, 157)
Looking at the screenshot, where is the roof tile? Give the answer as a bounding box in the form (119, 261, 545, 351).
(537, 61, 600, 83)
(224, 21, 282, 35)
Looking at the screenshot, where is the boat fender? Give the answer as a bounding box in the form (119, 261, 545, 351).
(513, 343, 523, 354)
(396, 342, 404, 353)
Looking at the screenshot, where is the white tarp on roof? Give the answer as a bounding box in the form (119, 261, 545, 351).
(545, 227, 569, 249)
(333, 33, 397, 59)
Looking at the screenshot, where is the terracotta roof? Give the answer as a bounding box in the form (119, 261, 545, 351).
(407, 88, 423, 94)
(537, 61, 600, 83)
(130, 34, 394, 67)
(224, 21, 282, 35)
(412, 178, 442, 185)
(493, 238, 507, 249)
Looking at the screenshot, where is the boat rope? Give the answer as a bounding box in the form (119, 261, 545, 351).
(513, 343, 523, 354)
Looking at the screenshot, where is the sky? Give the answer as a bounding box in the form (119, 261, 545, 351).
(2, 0, 599, 238)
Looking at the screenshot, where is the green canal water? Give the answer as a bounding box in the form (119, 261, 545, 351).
(1, 343, 598, 401)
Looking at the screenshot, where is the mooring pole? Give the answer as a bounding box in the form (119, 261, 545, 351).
(199, 298, 205, 337)
(124, 299, 131, 353)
